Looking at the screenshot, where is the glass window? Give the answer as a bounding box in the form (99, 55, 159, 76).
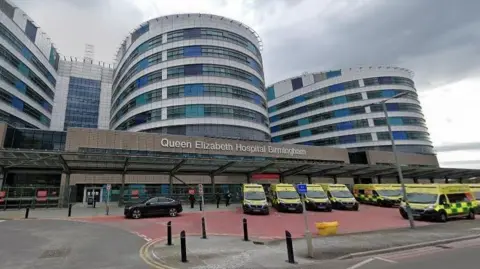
(64, 77, 101, 130)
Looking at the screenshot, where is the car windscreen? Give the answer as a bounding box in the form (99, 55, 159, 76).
(277, 191, 299, 199)
(377, 190, 402, 197)
(330, 190, 353, 198)
(244, 191, 266, 200)
(406, 193, 437, 204)
(306, 190, 327, 199)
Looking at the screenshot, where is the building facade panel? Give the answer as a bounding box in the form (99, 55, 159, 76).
(268, 66, 434, 155)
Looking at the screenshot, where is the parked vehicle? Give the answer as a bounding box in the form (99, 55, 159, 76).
(321, 184, 359, 211)
(271, 183, 303, 213)
(353, 184, 403, 207)
(242, 183, 269, 215)
(303, 184, 332, 212)
(124, 196, 183, 219)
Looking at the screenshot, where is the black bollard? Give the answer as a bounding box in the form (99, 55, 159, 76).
(243, 218, 249, 241)
(201, 217, 207, 239)
(24, 207, 30, 219)
(285, 230, 295, 264)
(199, 201, 202, 211)
(167, 221, 172, 246)
(180, 230, 187, 263)
(68, 203, 72, 217)
(93, 199, 96, 208)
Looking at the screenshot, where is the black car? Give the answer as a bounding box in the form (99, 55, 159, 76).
(124, 197, 183, 219)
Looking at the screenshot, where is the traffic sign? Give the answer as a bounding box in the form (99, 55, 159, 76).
(297, 184, 307, 194)
(198, 184, 204, 195)
(188, 189, 195, 195)
(106, 184, 111, 191)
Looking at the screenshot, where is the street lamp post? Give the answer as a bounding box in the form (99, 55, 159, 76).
(368, 92, 415, 229)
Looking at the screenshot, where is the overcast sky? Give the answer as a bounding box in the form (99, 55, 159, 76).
(11, 0, 480, 168)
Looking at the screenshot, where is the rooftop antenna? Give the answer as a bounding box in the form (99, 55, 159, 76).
(84, 44, 95, 64)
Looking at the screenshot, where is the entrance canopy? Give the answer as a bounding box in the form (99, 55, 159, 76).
(0, 149, 479, 180)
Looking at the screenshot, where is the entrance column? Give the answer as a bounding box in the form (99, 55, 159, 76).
(333, 175, 338, 184)
(307, 175, 312, 184)
(413, 177, 418, 184)
(59, 172, 71, 208)
(444, 176, 449, 184)
(458, 177, 463, 184)
(118, 173, 126, 206)
(279, 175, 285, 183)
(211, 174, 215, 193)
(377, 175, 382, 184)
(246, 174, 251, 183)
(396, 176, 400, 184)
(169, 174, 173, 196)
(429, 177, 434, 183)
(0, 167, 4, 190)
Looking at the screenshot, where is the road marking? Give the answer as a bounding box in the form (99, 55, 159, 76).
(0, 220, 5, 223)
(347, 256, 396, 269)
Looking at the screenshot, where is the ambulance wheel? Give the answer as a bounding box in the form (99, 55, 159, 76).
(353, 204, 359, 211)
(439, 211, 448, 223)
(326, 207, 332, 212)
(467, 210, 476, 220)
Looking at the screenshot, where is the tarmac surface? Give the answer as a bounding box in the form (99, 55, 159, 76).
(0, 219, 149, 269)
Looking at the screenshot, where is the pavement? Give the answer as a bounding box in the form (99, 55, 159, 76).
(0, 219, 149, 269)
(141, 219, 480, 269)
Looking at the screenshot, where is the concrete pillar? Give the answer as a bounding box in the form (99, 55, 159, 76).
(59, 172, 71, 208)
(444, 176, 449, 184)
(459, 177, 463, 184)
(377, 175, 382, 184)
(279, 175, 285, 183)
(211, 175, 215, 193)
(333, 176, 338, 184)
(119, 173, 126, 206)
(169, 174, 173, 196)
(429, 177, 434, 183)
(0, 167, 4, 190)
(246, 174, 251, 183)
(307, 175, 312, 184)
(396, 176, 400, 184)
(413, 177, 419, 184)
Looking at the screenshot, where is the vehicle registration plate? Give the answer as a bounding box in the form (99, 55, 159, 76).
(253, 209, 261, 212)
(288, 207, 296, 211)
(317, 205, 324, 209)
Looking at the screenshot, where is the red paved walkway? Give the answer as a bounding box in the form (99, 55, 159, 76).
(77, 205, 433, 240)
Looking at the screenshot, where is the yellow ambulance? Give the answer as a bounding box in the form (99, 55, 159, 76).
(242, 184, 269, 215)
(353, 184, 403, 207)
(468, 184, 480, 214)
(321, 184, 359, 211)
(303, 184, 332, 212)
(400, 184, 478, 222)
(271, 183, 303, 213)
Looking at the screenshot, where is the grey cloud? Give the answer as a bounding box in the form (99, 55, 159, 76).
(259, 0, 480, 87)
(435, 142, 480, 152)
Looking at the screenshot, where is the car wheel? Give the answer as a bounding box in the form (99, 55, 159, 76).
(169, 208, 178, 217)
(439, 211, 447, 222)
(131, 208, 142, 219)
(467, 210, 475, 220)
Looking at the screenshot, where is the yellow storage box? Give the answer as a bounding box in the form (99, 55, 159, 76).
(315, 221, 339, 236)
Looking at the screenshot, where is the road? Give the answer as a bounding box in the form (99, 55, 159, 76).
(340, 238, 480, 269)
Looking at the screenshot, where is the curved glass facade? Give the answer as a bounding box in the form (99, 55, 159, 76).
(112, 14, 269, 140)
(268, 67, 433, 154)
(0, 3, 57, 129)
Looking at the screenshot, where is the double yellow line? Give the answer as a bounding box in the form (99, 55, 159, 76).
(139, 239, 178, 269)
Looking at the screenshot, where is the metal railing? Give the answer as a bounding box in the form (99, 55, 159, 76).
(0, 187, 60, 210)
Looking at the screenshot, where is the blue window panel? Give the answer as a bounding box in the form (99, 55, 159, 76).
(253, 95, 262, 105)
(137, 58, 149, 72)
(381, 90, 396, 98)
(15, 80, 26, 93)
(270, 115, 279, 123)
(332, 96, 347, 105)
(378, 77, 393, 84)
(250, 76, 262, 88)
(139, 23, 149, 34)
(298, 118, 310, 126)
(334, 109, 350, 118)
(40, 115, 49, 125)
(294, 95, 305, 104)
(300, 130, 312, 137)
(49, 46, 59, 69)
(186, 104, 204, 117)
(248, 58, 259, 71)
(184, 28, 202, 38)
(25, 20, 37, 42)
(137, 42, 149, 53)
(272, 136, 282, 142)
(339, 135, 356, 144)
(184, 46, 202, 57)
(291, 77, 303, 90)
(296, 106, 307, 114)
(388, 117, 403, 125)
(12, 96, 24, 110)
(42, 101, 51, 111)
(135, 76, 148, 88)
(18, 63, 29, 76)
(135, 94, 147, 106)
(270, 125, 280, 133)
(328, 83, 345, 93)
(386, 103, 399, 111)
(336, 121, 354, 130)
(268, 106, 277, 113)
(326, 70, 342, 78)
(134, 114, 147, 124)
(392, 131, 408, 140)
(161, 184, 169, 194)
(184, 64, 203, 76)
(267, 86, 275, 101)
(21, 47, 32, 60)
(184, 84, 204, 96)
(302, 141, 313, 146)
